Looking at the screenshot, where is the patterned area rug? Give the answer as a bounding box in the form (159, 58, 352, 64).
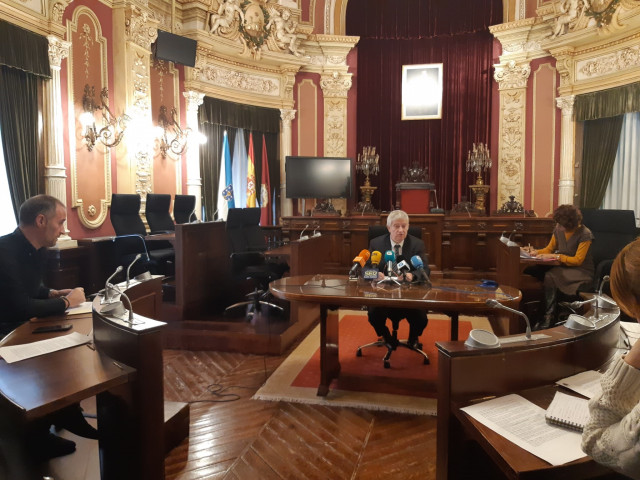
(254, 310, 491, 415)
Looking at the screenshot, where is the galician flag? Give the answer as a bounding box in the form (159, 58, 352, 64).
(259, 134, 272, 226)
(246, 132, 256, 207)
(216, 131, 234, 220)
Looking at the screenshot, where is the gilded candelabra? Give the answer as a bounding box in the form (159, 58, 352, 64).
(466, 142, 492, 213)
(355, 146, 380, 214)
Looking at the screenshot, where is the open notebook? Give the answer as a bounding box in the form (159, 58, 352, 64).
(545, 391, 590, 431)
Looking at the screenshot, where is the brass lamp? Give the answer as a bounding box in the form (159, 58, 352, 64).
(355, 146, 380, 215)
(466, 142, 492, 213)
(80, 84, 129, 151)
(156, 105, 191, 158)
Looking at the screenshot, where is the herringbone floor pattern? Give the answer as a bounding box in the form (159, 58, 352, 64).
(163, 349, 437, 480)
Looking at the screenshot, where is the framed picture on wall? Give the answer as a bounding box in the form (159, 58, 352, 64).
(401, 63, 443, 120)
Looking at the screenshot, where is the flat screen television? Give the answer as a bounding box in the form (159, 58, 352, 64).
(152, 30, 197, 67)
(285, 156, 353, 199)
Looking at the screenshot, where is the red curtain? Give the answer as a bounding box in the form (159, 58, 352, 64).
(346, 0, 503, 211)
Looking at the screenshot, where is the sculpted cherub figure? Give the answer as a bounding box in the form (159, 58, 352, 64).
(550, 0, 590, 38)
(267, 8, 304, 56)
(209, 0, 245, 35)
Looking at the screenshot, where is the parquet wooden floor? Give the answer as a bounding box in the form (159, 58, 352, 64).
(163, 349, 438, 480)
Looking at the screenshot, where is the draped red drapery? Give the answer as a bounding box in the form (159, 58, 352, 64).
(346, 0, 503, 212)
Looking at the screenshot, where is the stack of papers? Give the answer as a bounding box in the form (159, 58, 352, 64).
(0, 332, 92, 363)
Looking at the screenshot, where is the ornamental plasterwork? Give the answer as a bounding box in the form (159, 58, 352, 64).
(498, 90, 526, 206)
(319, 71, 352, 98)
(194, 60, 280, 96)
(280, 108, 296, 124)
(50, 1, 72, 24)
(494, 60, 532, 90)
(555, 94, 576, 114)
(47, 35, 70, 69)
(125, 5, 159, 50)
(324, 98, 347, 156)
(150, 10, 182, 34)
(548, 0, 592, 39)
(131, 51, 151, 114)
(577, 44, 640, 78)
(502, 40, 543, 54)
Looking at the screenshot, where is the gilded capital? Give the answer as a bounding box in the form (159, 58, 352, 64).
(320, 71, 353, 98)
(47, 35, 71, 69)
(555, 95, 576, 115)
(280, 108, 297, 124)
(184, 91, 205, 112)
(494, 60, 531, 90)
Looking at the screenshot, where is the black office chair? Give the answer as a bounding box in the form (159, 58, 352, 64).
(110, 193, 175, 276)
(581, 209, 637, 293)
(224, 208, 288, 319)
(145, 193, 175, 233)
(173, 194, 197, 224)
(356, 224, 430, 368)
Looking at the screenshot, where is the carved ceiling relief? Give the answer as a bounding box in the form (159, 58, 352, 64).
(206, 0, 309, 59)
(324, 98, 347, 156)
(125, 5, 158, 50)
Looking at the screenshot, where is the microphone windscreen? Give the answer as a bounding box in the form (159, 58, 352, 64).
(410, 255, 424, 269)
(370, 251, 382, 266)
(358, 249, 371, 262)
(384, 250, 395, 263)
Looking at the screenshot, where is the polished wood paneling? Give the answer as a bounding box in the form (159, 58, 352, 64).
(45, 245, 90, 291)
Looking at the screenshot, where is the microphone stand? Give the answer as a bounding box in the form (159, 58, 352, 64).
(106, 283, 138, 325)
(126, 253, 142, 289)
(595, 275, 610, 320)
(102, 266, 123, 304)
(486, 299, 532, 340)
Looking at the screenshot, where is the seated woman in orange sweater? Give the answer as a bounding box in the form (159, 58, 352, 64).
(521, 204, 595, 330)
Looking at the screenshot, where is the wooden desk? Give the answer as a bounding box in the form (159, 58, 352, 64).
(270, 275, 522, 396)
(436, 301, 621, 480)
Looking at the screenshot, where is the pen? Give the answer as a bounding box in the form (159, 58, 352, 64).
(112, 361, 125, 370)
(468, 395, 497, 404)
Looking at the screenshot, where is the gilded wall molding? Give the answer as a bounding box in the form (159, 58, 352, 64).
(319, 70, 352, 98)
(494, 60, 532, 89)
(576, 44, 640, 78)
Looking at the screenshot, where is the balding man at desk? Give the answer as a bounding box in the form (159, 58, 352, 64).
(0, 194, 96, 461)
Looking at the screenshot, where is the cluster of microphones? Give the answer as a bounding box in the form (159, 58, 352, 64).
(348, 249, 431, 286)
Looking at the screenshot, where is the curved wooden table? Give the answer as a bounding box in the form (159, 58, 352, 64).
(270, 275, 522, 396)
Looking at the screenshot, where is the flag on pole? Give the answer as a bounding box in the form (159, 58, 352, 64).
(232, 128, 248, 209)
(246, 133, 256, 207)
(260, 134, 272, 226)
(216, 131, 234, 220)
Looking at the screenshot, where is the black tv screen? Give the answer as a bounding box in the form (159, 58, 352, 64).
(153, 30, 197, 67)
(285, 156, 353, 199)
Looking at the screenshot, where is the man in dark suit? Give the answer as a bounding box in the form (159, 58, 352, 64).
(367, 210, 429, 349)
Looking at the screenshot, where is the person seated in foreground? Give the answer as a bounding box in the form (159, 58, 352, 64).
(520, 204, 594, 330)
(582, 238, 640, 479)
(0, 195, 97, 460)
(366, 209, 429, 350)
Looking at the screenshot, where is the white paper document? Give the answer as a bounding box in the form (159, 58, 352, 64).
(0, 332, 91, 364)
(65, 301, 93, 316)
(461, 394, 587, 466)
(555, 370, 602, 399)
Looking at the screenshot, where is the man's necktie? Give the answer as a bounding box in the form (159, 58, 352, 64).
(394, 244, 401, 258)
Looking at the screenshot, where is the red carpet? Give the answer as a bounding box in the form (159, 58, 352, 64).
(291, 314, 473, 398)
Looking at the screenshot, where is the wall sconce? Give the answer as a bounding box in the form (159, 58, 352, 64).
(80, 84, 129, 151)
(156, 105, 191, 158)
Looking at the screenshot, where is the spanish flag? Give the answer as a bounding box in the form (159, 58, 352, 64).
(246, 132, 256, 207)
(260, 134, 272, 226)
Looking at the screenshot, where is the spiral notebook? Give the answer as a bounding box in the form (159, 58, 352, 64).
(545, 391, 590, 431)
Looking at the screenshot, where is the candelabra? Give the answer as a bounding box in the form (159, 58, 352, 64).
(355, 146, 380, 215)
(80, 85, 129, 151)
(466, 142, 492, 213)
(156, 105, 191, 158)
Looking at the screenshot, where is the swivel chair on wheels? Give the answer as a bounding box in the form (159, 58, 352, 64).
(355, 224, 430, 368)
(224, 208, 288, 320)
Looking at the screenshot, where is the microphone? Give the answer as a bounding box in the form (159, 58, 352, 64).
(349, 249, 371, 276)
(506, 230, 518, 247)
(485, 299, 531, 340)
(598, 275, 610, 298)
(299, 224, 310, 241)
(396, 255, 410, 280)
(104, 266, 123, 303)
(410, 255, 432, 287)
(312, 226, 321, 237)
(370, 250, 382, 268)
(125, 253, 143, 289)
(499, 231, 509, 244)
(384, 250, 396, 277)
(106, 283, 136, 324)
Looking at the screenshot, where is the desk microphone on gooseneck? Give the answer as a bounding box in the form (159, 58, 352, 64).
(103, 266, 123, 303)
(299, 224, 310, 241)
(125, 253, 142, 289)
(485, 299, 532, 340)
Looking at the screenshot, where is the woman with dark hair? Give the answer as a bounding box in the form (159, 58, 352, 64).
(582, 238, 640, 478)
(521, 204, 594, 330)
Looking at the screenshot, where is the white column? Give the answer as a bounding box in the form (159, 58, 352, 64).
(556, 95, 576, 205)
(45, 35, 75, 246)
(184, 91, 205, 220)
(280, 108, 296, 218)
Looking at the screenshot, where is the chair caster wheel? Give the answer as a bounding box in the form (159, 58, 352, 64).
(356, 349, 362, 357)
(384, 360, 390, 369)
(423, 357, 430, 365)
